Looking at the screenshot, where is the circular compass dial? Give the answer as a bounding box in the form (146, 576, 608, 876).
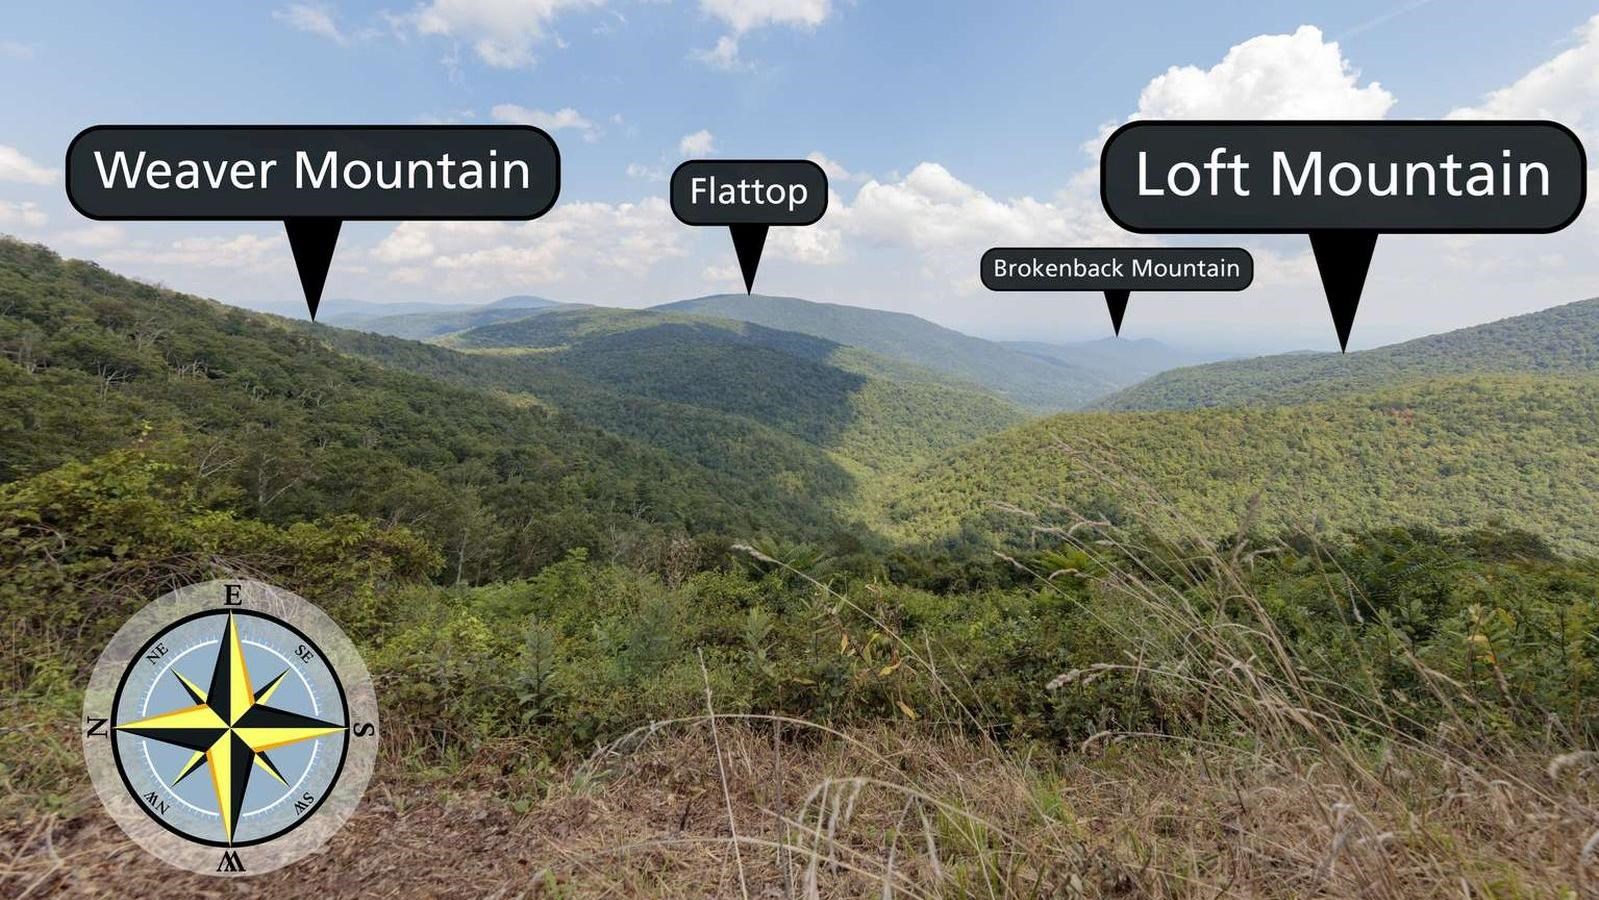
(84, 580, 378, 876)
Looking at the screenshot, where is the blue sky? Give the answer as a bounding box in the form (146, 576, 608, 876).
(1, 1, 1596, 350)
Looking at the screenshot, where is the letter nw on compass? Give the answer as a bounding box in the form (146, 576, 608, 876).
(114, 612, 346, 844)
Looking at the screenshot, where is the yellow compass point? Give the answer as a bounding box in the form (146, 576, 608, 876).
(116, 702, 226, 734)
(234, 724, 345, 754)
(175, 751, 207, 784)
(224, 613, 255, 724)
(116, 614, 347, 844)
(206, 735, 237, 842)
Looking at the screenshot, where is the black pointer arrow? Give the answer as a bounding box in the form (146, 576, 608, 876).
(1308, 230, 1378, 353)
(285, 218, 343, 321)
(730, 224, 769, 294)
(1104, 289, 1130, 336)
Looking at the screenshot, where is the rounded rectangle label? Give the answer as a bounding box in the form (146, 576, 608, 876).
(982, 247, 1254, 291)
(66, 125, 561, 221)
(670, 159, 828, 226)
(1100, 120, 1585, 234)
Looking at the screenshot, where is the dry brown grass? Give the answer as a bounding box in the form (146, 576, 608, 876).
(4, 720, 1595, 897)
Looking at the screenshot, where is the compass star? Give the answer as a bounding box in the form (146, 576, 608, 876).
(116, 613, 345, 843)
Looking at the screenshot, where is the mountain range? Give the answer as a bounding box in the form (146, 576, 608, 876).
(332, 290, 1219, 411)
(4, 237, 1597, 565)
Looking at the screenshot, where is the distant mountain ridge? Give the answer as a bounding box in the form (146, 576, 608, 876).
(1003, 337, 1231, 385)
(331, 295, 571, 341)
(1097, 298, 1599, 410)
(656, 294, 1188, 410)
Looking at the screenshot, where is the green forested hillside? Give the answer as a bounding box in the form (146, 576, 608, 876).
(0, 240, 1026, 585)
(872, 375, 1599, 554)
(0, 240, 872, 581)
(657, 293, 1120, 409)
(1098, 298, 1599, 410)
(439, 305, 1026, 472)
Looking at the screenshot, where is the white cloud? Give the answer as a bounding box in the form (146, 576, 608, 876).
(409, 0, 599, 68)
(371, 197, 686, 292)
(806, 151, 865, 183)
(767, 218, 843, 265)
(699, 0, 830, 33)
(842, 163, 1116, 253)
(490, 103, 600, 141)
(679, 129, 717, 156)
(1134, 26, 1393, 119)
(1083, 24, 1394, 157)
(691, 35, 745, 70)
(814, 162, 1127, 294)
(56, 223, 126, 249)
(701, 262, 740, 284)
(693, 0, 830, 69)
(0, 40, 35, 60)
(0, 146, 58, 185)
(274, 4, 348, 44)
(0, 200, 47, 229)
(1447, 14, 1599, 242)
(103, 234, 285, 271)
(1447, 13, 1599, 144)
(626, 162, 665, 181)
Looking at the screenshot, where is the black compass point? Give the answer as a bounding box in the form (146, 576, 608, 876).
(107, 605, 357, 849)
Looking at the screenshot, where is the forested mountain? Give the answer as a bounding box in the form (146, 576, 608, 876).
(1097, 298, 1599, 410)
(0, 240, 878, 581)
(657, 293, 1133, 410)
(0, 240, 1029, 585)
(871, 374, 1599, 554)
(437, 305, 1027, 473)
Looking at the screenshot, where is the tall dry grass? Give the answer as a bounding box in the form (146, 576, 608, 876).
(555, 446, 1599, 898)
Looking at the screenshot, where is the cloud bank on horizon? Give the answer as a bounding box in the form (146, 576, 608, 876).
(1, 3, 1596, 350)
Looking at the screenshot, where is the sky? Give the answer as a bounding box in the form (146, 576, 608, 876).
(1, 1, 1596, 352)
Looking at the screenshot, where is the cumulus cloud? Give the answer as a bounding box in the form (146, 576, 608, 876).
(490, 104, 600, 141)
(626, 162, 665, 181)
(0, 146, 58, 186)
(1448, 14, 1599, 241)
(274, 4, 348, 44)
(55, 223, 126, 249)
(767, 214, 844, 265)
(842, 164, 1114, 252)
(691, 35, 745, 70)
(806, 151, 865, 183)
(0, 200, 47, 229)
(1081, 25, 1394, 161)
(811, 28, 1394, 302)
(818, 162, 1126, 292)
(371, 197, 686, 293)
(679, 129, 717, 156)
(102, 234, 285, 271)
(693, 0, 830, 70)
(408, 0, 599, 68)
(1133, 26, 1394, 119)
(698, 0, 830, 33)
(1447, 13, 1599, 143)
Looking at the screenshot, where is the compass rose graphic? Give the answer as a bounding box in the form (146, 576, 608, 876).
(84, 580, 378, 875)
